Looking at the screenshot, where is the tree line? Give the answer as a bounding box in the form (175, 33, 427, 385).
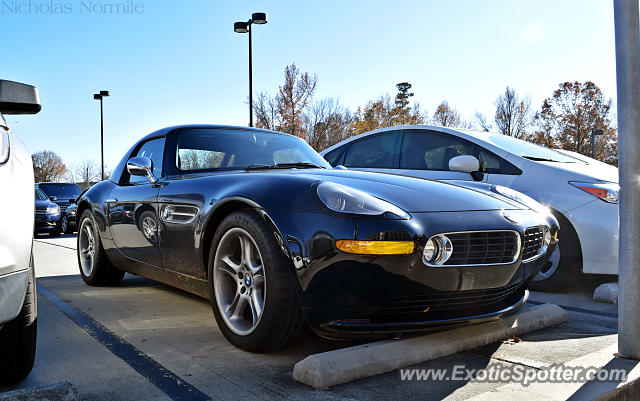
(31, 151, 108, 189)
(255, 63, 618, 165)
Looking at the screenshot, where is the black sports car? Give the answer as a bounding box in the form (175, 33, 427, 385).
(76, 125, 558, 352)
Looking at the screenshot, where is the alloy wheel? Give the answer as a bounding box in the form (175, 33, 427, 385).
(213, 227, 266, 336)
(79, 221, 96, 277)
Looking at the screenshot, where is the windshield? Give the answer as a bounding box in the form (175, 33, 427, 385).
(38, 183, 83, 198)
(485, 134, 582, 163)
(174, 128, 331, 171)
(35, 188, 48, 201)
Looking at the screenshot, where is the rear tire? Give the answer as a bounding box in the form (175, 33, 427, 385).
(77, 210, 125, 286)
(0, 252, 37, 385)
(208, 210, 303, 352)
(529, 213, 582, 292)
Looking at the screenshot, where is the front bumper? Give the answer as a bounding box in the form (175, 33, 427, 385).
(566, 199, 619, 275)
(0, 267, 29, 325)
(268, 208, 558, 337)
(35, 213, 61, 232)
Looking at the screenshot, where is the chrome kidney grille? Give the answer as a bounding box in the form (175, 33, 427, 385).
(522, 227, 545, 262)
(441, 230, 520, 266)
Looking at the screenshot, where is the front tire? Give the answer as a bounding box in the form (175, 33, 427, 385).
(529, 214, 582, 292)
(77, 210, 125, 286)
(208, 210, 303, 352)
(0, 253, 37, 385)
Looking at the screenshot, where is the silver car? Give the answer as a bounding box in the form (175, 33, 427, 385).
(0, 80, 41, 384)
(321, 125, 619, 292)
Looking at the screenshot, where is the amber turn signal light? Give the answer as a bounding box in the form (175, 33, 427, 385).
(335, 240, 415, 255)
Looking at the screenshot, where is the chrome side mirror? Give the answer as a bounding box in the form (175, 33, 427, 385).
(49, 196, 57, 202)
(127, 156, 157, 183)
(448, 155, 480, 173)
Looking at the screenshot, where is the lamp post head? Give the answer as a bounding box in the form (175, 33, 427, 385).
(592, 128, 604, 136)
(93, 94, 102, 100)
(251, 12, 267, 24)
(234, 21, 249, 33)
(99, 90, 110, 97)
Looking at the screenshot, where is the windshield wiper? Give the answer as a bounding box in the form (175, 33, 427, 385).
(522, 156, 562, 162)
(245, 162, 325, 170)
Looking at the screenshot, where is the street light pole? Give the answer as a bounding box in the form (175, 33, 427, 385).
(614, 0, 640, 359)
(93, 90, 109, 181)
(234, 12, 268, 128)
(249, 23, 253, 127)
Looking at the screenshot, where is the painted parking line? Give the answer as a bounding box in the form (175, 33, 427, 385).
(37, 285, 210, 401)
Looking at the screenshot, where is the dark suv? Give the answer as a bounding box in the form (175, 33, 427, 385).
(36, 182, 82, 233)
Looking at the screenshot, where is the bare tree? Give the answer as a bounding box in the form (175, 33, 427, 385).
(253, 92, 280, 131)
(494, 86, 532, 139)
(474, 112, 492, 131)
(67, 159, 102, 189)
(432, 101, 462, 127)
(304, 98, 353, 151)
(32, 151, 67, 182)
(276, 63, 318, 137)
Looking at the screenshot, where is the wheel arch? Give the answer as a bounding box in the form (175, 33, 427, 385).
(200, 197, 290, 278)
(549, 207, 583, 271)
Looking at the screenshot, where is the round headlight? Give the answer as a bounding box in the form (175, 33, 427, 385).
(423, 238, 439, 262)
(423, 235, 453, 265)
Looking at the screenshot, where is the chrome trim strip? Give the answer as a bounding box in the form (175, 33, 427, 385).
(424, 229, 521, 268)
(160, 204, 200, 224)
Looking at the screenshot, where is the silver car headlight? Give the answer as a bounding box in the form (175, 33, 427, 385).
(316, 182, 409, 219)
(570, 181, 619, 204)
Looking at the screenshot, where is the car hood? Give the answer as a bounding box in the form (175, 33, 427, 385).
(35, 200, 52, 210)
(253, 169, 524, 212)
(532, 160, 618, 183)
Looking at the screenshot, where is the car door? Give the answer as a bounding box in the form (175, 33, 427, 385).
(108, 137, 165, 267)
(393, 129, 488, 181)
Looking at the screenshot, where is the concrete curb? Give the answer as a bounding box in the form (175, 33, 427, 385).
(0, 381, 78, 401)
(293, 303, 568, 389)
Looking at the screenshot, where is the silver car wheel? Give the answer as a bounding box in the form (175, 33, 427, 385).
(533, 245, 561, 281)
(213, 227, 266, 336)
(141, 215, 158, 242)
(79, 222, 96, 277)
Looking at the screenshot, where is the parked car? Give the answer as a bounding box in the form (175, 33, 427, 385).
(320, 125, 619, 291)
(0, 79, 41, 383)
(36, 182, 82, 233)
(75, 125, 558, 352)
(34, 187, 63, 236)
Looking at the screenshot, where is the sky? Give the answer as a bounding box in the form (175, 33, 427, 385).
(3, 0, 617, 171)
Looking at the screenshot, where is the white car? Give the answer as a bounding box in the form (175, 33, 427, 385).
(0, 80, 41, 383)
(320, 125, 619, 291)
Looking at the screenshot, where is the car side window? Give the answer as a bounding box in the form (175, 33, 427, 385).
(323, 146, 346, 166)
(343, 133, 397, 168)
(129, 138, 165, 185)
(399, 131, 520, 175)
(400, 131, 477, 171)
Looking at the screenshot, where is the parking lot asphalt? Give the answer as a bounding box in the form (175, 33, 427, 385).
(0, 234, 621, 400)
